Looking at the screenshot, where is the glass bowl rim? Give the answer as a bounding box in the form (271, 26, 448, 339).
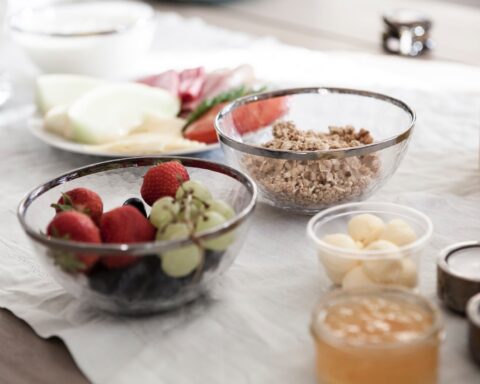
(214, 87, 416, 160)
(8, 0, 155, 38)
(306, 202, 433, 259)
(17, 156, 257, 255)
(310, 286, 444, 350)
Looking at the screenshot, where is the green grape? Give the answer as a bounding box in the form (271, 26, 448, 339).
(161, 247, 202, 278)
(207, 200, 235, 220)
(157, 222, 189, 241)
(192, 198, 207, 211)
(177, 201, 201, 222)
(176, 180, 213, 204)
(195, 211, 234, 251)
(150, 197, 179, 230)
(195, 211, 226, 232)
(157, 222, 201, 278)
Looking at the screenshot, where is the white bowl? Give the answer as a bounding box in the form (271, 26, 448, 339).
(9, 0, 155, 76)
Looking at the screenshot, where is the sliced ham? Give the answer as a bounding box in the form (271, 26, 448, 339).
(183, 64, 255, 111)
(137, 70, 180, 96)
(178, 67, 206, 102)
(138, 64, 256, 112)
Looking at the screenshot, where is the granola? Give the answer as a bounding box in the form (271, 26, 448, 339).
(243, 122, 380, 208)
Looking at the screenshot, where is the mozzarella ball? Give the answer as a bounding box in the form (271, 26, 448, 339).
(364, 239, 399, 251)
(348, 214, 385, 245)
(323, 234, 357, 249)
(379, 218, 417, 246)
(320, 234, 359, 284)
(362, 240, 403, 284)
(342, 266, 377, 289)
(398, 258, 418, 288)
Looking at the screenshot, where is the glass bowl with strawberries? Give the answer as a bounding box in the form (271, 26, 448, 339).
(215, 87, 416, 214)
(18, 157, 257, 315)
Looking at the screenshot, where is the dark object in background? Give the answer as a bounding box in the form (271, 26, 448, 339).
(467, 293, 480, 365)
(437, 242, 480, 314)
(382, 10, 434, 57)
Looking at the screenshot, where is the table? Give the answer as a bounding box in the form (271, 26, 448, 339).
(1, 0, 479, 382)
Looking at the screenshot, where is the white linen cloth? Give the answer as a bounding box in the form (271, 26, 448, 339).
(0, 12, 480, 384)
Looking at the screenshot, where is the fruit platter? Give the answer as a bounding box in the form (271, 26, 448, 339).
(30, 65, 286, 157)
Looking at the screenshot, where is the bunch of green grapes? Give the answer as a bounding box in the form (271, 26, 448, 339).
(151, 180, 236, 277)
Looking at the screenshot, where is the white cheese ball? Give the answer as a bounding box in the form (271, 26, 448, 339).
(362, 240, 403, 284)
(398, 258, 418, 288)
(355, 241, 364, 249)
(379, 218, 417, 246)
(342, 266, 377, 289)
(323, 234, 357, 249)
(320, 234, 359, 284)
(348, 214, 385, 245)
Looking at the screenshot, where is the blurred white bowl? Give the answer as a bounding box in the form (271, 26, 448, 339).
(9, 0, 155, 77)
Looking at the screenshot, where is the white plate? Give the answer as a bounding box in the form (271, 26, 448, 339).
(29, 117, 219, 158)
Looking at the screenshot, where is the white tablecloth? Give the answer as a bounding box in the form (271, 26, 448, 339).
(0, 12, 479, 384)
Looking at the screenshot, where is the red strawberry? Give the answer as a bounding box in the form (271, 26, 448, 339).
(140, 161, 190, 206)
(183, 96, 289, 144)
(52, 188, 103, 225)
(47, 211, 101, 272)
(100, 206, 156, 268)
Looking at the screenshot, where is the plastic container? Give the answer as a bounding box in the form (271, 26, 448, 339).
(307, 202, 433, 289)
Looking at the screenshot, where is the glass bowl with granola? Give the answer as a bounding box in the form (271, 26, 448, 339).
(215, 87, 415, 214)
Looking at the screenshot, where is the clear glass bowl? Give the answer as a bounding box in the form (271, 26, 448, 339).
(307, 202, 433, 289)
(215, 88, 415, 214)
(311, 287, 443, 384)
(17, 157, 257, 315)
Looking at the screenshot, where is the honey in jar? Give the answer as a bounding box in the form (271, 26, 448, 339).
(311, 288, 442, 384)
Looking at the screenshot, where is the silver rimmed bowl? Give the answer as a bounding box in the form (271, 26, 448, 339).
(18, 157, 257, 315)
(215, 87, 416, 214)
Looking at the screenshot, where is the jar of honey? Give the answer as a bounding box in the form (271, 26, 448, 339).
(311, 287, 443, 384)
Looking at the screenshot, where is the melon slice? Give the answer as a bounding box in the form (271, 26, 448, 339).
(36, 74, 103, 115)
(68, 83, 181, 144)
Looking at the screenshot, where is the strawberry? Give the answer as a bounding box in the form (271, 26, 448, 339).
(100, 206, 156, 268)
(141, 161, 189, 206)
(47, 211, 101, 272)
(183, 96, 288, 144)
(52, 188, 103, 225)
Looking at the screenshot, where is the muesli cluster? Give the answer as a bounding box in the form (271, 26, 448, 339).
(243, 121, 380, 207)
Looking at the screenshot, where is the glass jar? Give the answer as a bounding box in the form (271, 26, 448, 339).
(311, 287, 443, 384)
